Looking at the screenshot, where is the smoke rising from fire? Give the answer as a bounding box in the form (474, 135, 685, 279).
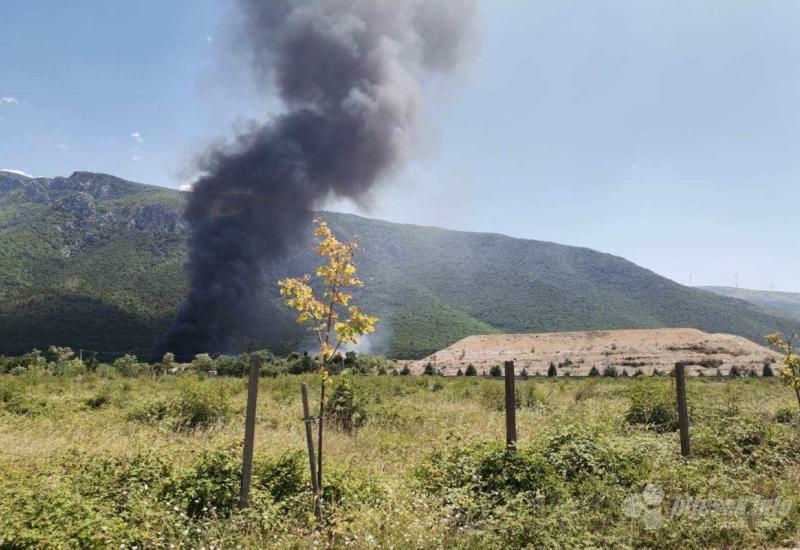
(157, 0, 478, 358)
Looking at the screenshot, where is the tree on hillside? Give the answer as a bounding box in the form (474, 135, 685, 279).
(465, 364, 477, 376)
(278, 218, 378, 521)
(766, 331, 800, 412)
(547, 363, 557, 377)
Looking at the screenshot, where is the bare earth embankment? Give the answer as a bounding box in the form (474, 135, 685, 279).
(411, 328, 780, 376)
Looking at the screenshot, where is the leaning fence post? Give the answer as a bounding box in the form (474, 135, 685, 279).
(239, 354, 261, 509)
(301, 382, 322, 521)
(674, 362, 691, 458)
(504, 361, 517, 451)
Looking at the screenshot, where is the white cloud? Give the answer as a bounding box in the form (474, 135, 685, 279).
(0, 97, 19, 105)
(132, 155, 143, 161)
(179, 183, 194, 192)
(130, 131, 144, 143)
(206, 35, 213, 44)
(57, 144, 69, 151)
(1, 168, 33, 177)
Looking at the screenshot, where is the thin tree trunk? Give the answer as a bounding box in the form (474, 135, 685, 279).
(317, 380, 326, 514)
(794, 383, 800, 412)
(300, 383, 322, 521)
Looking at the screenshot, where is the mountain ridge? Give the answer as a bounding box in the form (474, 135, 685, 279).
(0, 170, 794, 359)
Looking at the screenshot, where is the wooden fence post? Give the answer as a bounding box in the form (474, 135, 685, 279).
(300, 382, 322, 521)
(239, 354, 261, 509)
(504, 361, 517, 451)
(674, 362, 691, 458)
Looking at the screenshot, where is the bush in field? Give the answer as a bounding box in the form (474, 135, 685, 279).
(2, 349, 48, 374)
(46, 346, 86, 376)
(170, 380, 231, 431)
(543, 427, 641, 485)
(0, 377, 48, 416)
(774, 405, 798, 425)
(400, 364, 411, 376)
(478, 382, 518, 411)
(489, 365, 502, 377)
(192, 353, 216, 374)
(465, 364, 477, 376)
(588, 366, 600, 377)
(324, 372, 368, 432)
(625, 380, 679, 432)
(522, 383, 550, 407)
(113, 354, 150, 377)
(763, 363, 775, 377)
(602, 365, 617, 378)
(254, 451, 307, 502)
(423, 363, 436, 376)
(547, 363, 558, 377)
(415, 441, 560, 510)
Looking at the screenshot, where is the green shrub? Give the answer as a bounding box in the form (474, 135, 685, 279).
(574, 381, 599, 402)
(416, 441, 560, 510)
(489, 365, 502, 377)
(169, 449, 241, 518)
(478, 382, 519, 411)
(521, 383, 550, 408)
(84, 392, 111, 409)
(113, 354, 149, 377)
(547, 363, 558, 377)
(543, 427, 641, 486)
(192, 353, 216, 374)
(127, 398, 170, 424)
(588, 366, 600, 377)
(465, 364, 477, 376)
(625, 381, 679, 432)
(171, 381, 231, 431)
(324, 372, 368, 432)
(774, 405, 798, 424)
(254, 452, 306, 502)
(602, 366, 617, 378)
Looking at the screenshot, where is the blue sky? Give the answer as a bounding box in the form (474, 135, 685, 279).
(1, 0, 798, 291)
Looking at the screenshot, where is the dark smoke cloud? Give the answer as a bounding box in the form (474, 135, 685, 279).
(156, 0, 478, 358)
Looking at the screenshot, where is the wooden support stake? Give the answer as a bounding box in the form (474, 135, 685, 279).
(239, 354, 261, 509)
(301, 382, 322, 521)
(504, 361, 517, 451)
(675, 362, 691, 458)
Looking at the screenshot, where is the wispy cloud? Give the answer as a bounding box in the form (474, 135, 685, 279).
(206, 35, 213, 44)
(132, 155, 143, 162)
(57, 144, 70, 151)
(0, 97, 19, 105)
(130, 131, 144, 144)
(1, 168, 33, 177)
(179, 183, 194, 192)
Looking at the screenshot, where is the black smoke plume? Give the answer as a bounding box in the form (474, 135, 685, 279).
(156, 0, 477, 359)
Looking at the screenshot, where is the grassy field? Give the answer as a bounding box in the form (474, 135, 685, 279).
(1, 370, 799, 549)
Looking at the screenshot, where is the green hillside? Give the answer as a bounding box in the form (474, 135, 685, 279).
(701, 286, 800, 320)
(0, 170, 793, 359)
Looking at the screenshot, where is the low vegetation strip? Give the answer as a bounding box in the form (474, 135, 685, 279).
(1, 364, 799, 548)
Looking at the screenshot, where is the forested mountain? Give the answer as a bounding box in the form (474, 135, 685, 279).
(0, 170, 792, 359)
(702, 286, 800, 321)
